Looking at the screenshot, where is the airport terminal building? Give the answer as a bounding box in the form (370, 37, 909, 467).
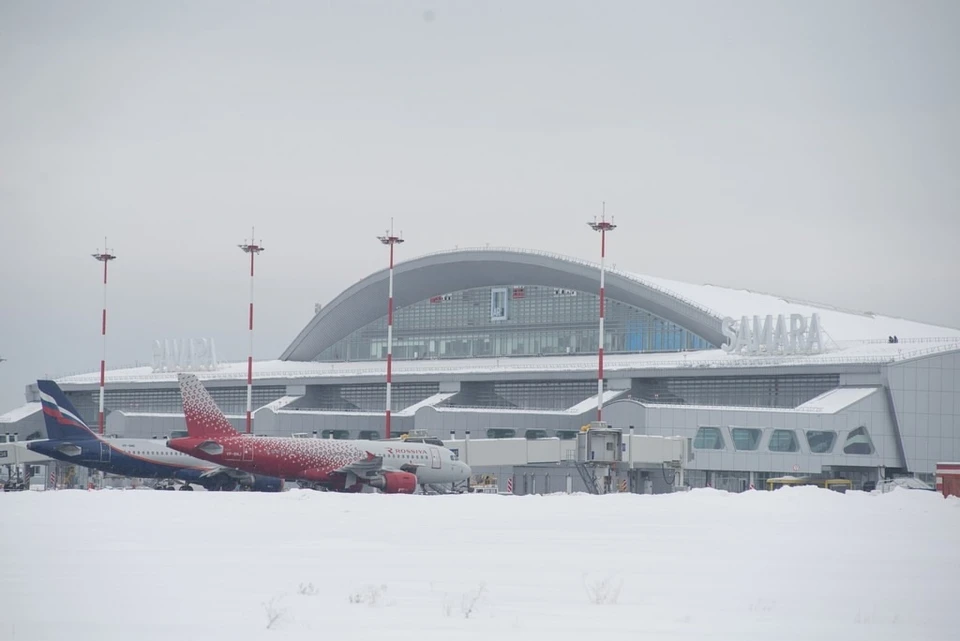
(4, 247, 960, 492)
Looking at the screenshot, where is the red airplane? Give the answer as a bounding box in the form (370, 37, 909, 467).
(167, 373, 471, 493)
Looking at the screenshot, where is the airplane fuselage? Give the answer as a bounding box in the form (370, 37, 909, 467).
(26, 437, 282, 491)
(168, 435, 470, 491)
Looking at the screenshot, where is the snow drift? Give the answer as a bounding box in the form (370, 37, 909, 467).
(1, 487, 958, 640)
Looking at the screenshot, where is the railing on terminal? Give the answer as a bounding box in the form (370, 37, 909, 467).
(50, 342, 960, 384)
(46, 337, 960, 386)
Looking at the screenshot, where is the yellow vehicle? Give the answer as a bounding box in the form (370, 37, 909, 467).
(822, 479, 854, 492)
(766, 476, 853, 492)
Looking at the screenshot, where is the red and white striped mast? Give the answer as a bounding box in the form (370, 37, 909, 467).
(587, 204, 616, 422)
(378, 220, 404, 440)
(92, 239, 116, 435)
(239, 228, 264, 435)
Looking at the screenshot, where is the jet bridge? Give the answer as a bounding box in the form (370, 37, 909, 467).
(0, 438, 54, 466)
(442, 422, 685, 494)
(1, 437, 55, 491)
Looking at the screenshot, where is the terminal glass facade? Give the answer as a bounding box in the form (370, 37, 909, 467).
(65, 387, 288, 421)
(629, 374, 839, 408)
(315, 285, 713, 362)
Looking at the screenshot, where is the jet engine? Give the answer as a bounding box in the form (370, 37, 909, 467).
(248, 474, 284, 492)
(369, 470, 417, 494)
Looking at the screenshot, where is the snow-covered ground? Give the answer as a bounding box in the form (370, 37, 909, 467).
(2, 487, 958, 641)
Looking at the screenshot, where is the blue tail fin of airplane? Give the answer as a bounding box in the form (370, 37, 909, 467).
(37, 380, 99, 442)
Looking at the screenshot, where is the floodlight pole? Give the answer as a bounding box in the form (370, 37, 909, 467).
(587, 204, 616, 422)
(239, 228, 264, 434)
(378, 220, 404, 440)
(92, 239, 116, 435)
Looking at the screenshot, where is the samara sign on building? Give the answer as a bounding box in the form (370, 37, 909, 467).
(721, 313, 824, 356)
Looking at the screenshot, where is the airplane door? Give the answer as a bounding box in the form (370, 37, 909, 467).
(430, 448, 441, 470)
(99, 442, 111, 462)
(242, 443, 253, 462)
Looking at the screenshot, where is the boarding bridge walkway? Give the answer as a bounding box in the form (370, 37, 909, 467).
(0, 440, 54, 466)
(443, 433, 685, 477)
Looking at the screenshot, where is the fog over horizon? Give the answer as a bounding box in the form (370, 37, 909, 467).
(2, 0, 958, 413)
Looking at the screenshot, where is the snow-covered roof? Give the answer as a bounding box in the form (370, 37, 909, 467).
(794, 387, 880, 413)
(52, 339, 960, 387)
(0, 402, 40, 423)
(277, 392, 456, 417)
(629, 271, 960, 343)
(432, 389, 627, 416)
(454, 246, 960, 342)
(625, 387, 876, 415)
(281, 246, 960, 362)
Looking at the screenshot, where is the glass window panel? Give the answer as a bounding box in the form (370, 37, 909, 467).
(842, 426, 875, 455)
(806, 430, 837, 454)
(693, 427, 725, 450)
(769, 429, 800, 453)
(731, 428, 761, 451)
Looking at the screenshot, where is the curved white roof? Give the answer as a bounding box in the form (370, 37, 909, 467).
(630, 270, 960, 343)
(424, 247, 960, 343)
(282, 247, 960, 361)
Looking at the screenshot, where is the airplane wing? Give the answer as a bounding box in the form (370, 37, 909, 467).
(296, 453, 386, 483)
(333, 453, 384, 480)
(199, 465, 256, 481)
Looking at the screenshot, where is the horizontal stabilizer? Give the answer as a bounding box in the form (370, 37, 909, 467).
(196, 441, 224, 456)
(55, 443, 82, 457)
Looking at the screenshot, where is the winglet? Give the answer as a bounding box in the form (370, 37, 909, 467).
(37, 380, 98, 441)
(178, 373, 240, 438)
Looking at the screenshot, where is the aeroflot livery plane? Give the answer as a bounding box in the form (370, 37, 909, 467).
(26, 380, 283, 491)
(168, 373, 471, 493)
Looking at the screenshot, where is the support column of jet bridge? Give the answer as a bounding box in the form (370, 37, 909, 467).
(575, 421, 623, 494)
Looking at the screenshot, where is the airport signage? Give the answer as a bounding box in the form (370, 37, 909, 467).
(720, 313, 824, 356)
(151, 338, 219, 372)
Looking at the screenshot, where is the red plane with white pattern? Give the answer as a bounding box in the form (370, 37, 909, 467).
(167, 373, 471, 493)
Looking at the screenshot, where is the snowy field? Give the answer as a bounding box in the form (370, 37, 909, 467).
(2, 488, 959, 641)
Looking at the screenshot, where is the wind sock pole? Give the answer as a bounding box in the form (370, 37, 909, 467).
(92, 239, 116, 435)
(239, 229, 264, 434)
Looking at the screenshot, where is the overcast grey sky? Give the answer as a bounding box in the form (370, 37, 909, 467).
(1, 0, 958, 413)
